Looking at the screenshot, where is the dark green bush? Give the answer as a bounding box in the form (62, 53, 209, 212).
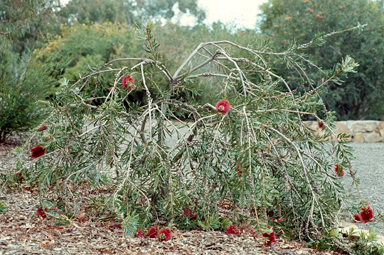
(0, 37, 56, 143)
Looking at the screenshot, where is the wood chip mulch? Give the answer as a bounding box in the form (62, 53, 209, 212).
(0, 140, 340, 255)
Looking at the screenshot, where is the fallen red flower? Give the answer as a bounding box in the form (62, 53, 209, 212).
(157, 227, 172, 241)
(31, 145, 46, 159)
(262, 228, 276, 247)
(216, 99, 230, 114)
(136, 228, 145, 237)
(226, 225, 241, 235)
(37, 124, 47, 131)
(36, 207, 48, 219)
(317, 121, 324, 129)
(122, 75, 135, 90)
(353, 213, 361, 222)
(145, 226, 159, 238)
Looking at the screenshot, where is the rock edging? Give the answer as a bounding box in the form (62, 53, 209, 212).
(304, 120, 384, 143)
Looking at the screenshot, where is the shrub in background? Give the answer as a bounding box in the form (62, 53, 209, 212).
(259, 0, 384, 120)
(0, 37, 56, 143)
(9, 24, 380, 253)
(33, 21, 270, 113)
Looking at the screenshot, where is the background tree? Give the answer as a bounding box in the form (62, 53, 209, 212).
(0, 0, 64, 143)
(59, 0, 205, 25)
(0, 0, 61, 54)
(0, 0, 59, 36)
(258, 0, 384, 120)
(34, 21, 263, 108)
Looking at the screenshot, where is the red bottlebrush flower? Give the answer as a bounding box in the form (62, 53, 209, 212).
(36, 207, 48, 219)
(226, 225, 241, 236)
(317, 121, 324, 129)
(216, 100, 230, 114)
(262, 228, 277, 247)
(122, 75, 135, 90)
(37, 124, 47, 131)
(359, 205, 374, 223)
(136, 228, 145, 237)
(353, 213, 361, 222)
(15, 172, 23, 183)
(183, 207, 197, 220)
(334, 163, 344, 177)
(157, 227, 172, 241)
(31, 145, 46, 159)
(145, 226, 159, 238)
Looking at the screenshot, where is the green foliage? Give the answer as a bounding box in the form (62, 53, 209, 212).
(311, 227, 384, 254)
(259, 0, 384, 120)
(63, 54, 104, 82)
(0, 201, 8, 212)
(197, 214, 221, 231)
(35, 22, 265, 107)
(0, 0, 62, 56)
(121, 212, 140, 237)
(349, 228, 384, 254)
(0, 0, 59, 37)
(55, 215, 71, 226)
(0, 37, 56, 143)
(59, 0, 205, 25)
(34, 22, 139, 64)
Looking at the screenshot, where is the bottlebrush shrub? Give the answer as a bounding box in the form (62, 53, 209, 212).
(12, 24, 368, 250)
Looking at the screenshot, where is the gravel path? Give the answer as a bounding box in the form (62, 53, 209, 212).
(342, 143, 384, 236)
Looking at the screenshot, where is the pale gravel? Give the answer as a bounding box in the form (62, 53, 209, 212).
(342, 143, 384, 236)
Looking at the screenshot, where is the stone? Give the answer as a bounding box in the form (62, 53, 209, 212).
(334, 122, 352, 142)
(352, 121, 380, 133)
(354, 133, 365, 142)
(364, 132, 383, 143)
(345, 121, 355, 134)
(378, 122, 384, 137)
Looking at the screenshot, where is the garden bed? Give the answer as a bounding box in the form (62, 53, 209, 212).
(0, 137, 339, 255)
